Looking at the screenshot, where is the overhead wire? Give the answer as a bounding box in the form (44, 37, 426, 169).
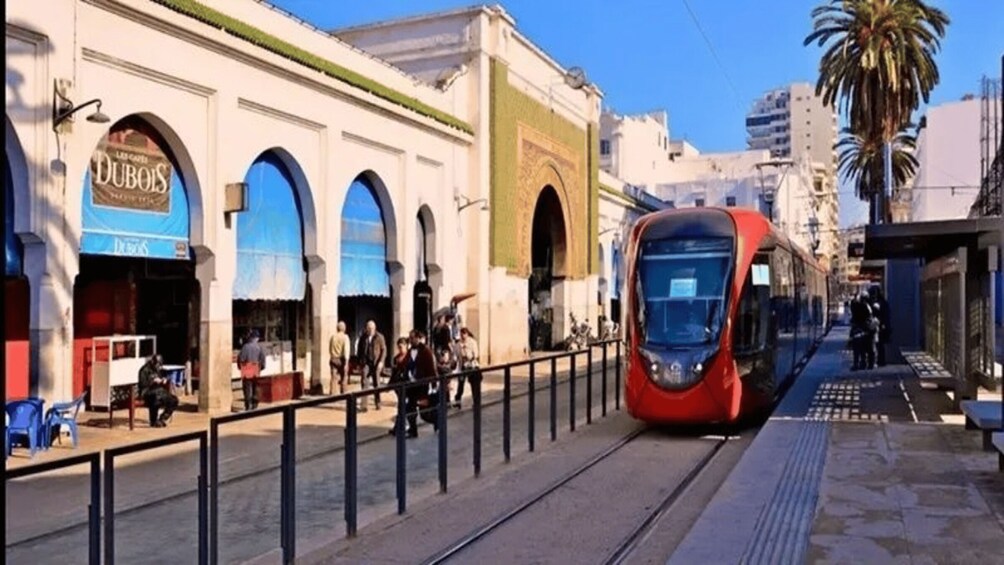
(680, 0, 744, 112)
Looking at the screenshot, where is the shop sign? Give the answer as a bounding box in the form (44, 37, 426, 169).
(90, 128, 173, 213)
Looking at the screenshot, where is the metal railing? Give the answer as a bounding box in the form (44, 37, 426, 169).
(5, 339, 623, 565)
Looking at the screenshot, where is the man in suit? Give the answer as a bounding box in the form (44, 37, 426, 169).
(359, 319, 387, 412)
(406, 329, 439, 436)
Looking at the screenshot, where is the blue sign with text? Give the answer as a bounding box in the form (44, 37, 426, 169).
(80, 122, 190, 261)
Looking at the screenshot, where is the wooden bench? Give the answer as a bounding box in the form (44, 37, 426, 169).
(900, 349, 954, 390)
(993, 432, 1004, 472)
(961, 400, 1003, 451)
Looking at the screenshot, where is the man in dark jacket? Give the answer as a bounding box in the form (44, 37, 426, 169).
(359, 320, 387, 412)
(405, 329, 439, 437)
(138, 354, 178, 427)
(849, 293, 876, 370)
(869, 285, 891, 367)
(238, 330, 267, 411)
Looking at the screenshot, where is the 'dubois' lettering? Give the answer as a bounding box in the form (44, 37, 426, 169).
(93, 150, 170, 194)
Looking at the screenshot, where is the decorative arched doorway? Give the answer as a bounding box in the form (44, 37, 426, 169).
(5, 146, 29, 400)
(73, 115, 199, 408)
(528, 185, 568, 351)
(338, 174, 392, 353)
(414, 209, 433, 337)
(232, 150, 310, 385)
(611, 242, 623, 327)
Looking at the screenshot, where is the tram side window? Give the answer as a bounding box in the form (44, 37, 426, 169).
(733, 256, 772, 354)
(771, 248, 795, 333)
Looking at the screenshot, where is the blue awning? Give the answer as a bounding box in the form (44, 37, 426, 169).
(233, 152, 306, 301)
(339, 177, 389, 297)
(81, 121, 191, 261)
(5, 159, 22, 277)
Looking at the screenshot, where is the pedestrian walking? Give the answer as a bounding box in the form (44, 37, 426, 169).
(869, 286, 891, 367)
(410, 329, 439, 435)
(329, 321, 351, 394)
(849, 293, 876, 371)
(388, 337, 413, 437)
(359, 320, 387, 412)
(454, 327, 479, 408)
(237, 330, 266, 410)
(138, 354, 178, 427)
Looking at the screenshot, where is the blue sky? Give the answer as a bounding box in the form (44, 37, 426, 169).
(271, 0, 1003, 227)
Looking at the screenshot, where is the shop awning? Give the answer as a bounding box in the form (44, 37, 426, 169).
(233, 153, 306, 301)
(339, 177, 389, 297)
(80, 121, 191, 261)
(5, 162, 22, 276)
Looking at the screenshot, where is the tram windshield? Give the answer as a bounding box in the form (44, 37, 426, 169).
(637, 237, 732, 347)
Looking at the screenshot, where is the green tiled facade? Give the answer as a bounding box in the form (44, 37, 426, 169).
(489, 57, 599, 278)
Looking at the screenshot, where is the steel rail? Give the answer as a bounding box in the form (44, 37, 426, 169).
(420, 425, 649, 565)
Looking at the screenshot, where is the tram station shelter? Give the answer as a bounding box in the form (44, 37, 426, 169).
(864, 217, 1002, 406)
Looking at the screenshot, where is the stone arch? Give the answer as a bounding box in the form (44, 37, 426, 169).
(239, 146, 319, 263)
(350, 169, 398, 267)
(80, 112, 205, 251)
(416, 203, 440, 276)
(526, 162, 573, 278)
(4, 115, 32, 240)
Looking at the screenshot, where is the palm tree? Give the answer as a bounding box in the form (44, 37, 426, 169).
(836, 127, 918, 218)
(805, 0, 948, 221)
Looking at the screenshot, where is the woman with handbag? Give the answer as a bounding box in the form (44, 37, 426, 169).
(454, 327, 479, 408)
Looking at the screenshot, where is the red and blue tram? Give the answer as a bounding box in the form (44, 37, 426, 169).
(623, 207, 829, 425)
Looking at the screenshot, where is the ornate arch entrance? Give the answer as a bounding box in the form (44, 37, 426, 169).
(528, 185, 568, 351)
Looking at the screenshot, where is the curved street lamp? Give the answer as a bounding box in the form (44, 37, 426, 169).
(52, 81, 110, 132)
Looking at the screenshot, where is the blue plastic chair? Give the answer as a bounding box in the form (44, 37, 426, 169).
(45, 391, 87, 448)
(6, 400, 45, 457)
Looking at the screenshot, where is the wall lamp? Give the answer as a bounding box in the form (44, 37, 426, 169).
(599, 227, 617, 236)
(456, 195, 489, 212)
(52, 80, 110, 132)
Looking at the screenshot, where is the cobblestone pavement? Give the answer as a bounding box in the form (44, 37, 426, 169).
(5, 355, 621, 564)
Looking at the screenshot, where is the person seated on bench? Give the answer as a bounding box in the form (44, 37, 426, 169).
(138, 355, 179, 428)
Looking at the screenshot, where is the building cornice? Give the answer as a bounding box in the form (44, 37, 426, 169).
(103, 0, 475, 138)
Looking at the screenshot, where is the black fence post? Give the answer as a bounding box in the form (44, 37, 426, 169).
(344, 397, 358, 537)
(281, 407, 296, 563)
(438, 375, 448, 493)
(570, 353, 577, 432)
(103, 450, 114, 565)
(616, 340, 622, 411)
(503, 366, 511, 462)
(473, 371, 482, 477)
(396, 383, 407, 514)
(89, 456, 100, 565)
(550, 357, 558, 442)
(602, 342, 608, 418)
(209, 422, 219, 565)
(198, 433, 209, 565)
(528, 361, 536, 452)
(586, 346, 593, 425)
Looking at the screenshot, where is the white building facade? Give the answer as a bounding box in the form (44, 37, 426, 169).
(911, 99, 986, 221)
(746, 83, 839, 268)
(5, 1, 654, 411)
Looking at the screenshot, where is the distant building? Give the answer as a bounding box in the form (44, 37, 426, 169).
(599, 110, 674, 188)
(746, 83, 839, 267)
(911, 98, 987, 221)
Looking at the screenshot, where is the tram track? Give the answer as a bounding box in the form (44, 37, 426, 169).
(422, 426, 732, 565)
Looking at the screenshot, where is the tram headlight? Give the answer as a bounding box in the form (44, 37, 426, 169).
(640, 348, 695, 388)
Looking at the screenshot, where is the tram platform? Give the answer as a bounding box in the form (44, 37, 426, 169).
(669, 327, 1004, 565)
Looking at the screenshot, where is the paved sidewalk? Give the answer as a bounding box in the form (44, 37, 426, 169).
(5, 350, 618, 563)
(670, 327, 1004, 564)
(4, 351, 604, 471)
